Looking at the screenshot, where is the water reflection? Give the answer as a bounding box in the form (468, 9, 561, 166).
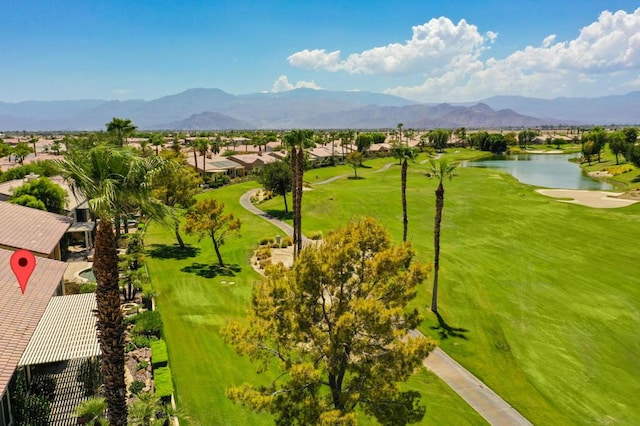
(464, 153, 613, 190)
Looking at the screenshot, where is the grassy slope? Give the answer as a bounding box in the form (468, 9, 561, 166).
(146, 180, 485, 425)
(258, 152, 640, 425)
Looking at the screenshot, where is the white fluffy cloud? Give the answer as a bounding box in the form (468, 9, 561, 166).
(271, 75, 322, 93)
(288, 17, 492, 75)
(288, 8, 640, 101)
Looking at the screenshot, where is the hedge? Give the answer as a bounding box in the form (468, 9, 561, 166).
(150, 339, 168, 368)
(154, 366, 173, 401)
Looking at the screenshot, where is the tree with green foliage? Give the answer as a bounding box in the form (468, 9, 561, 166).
(10, 177, 68, 213)
(582, 127, 607, 163)
(258, 160, 292, 213)
(152, 153, 202, 249)
(224, 217, 434, 425)
(184, 199, 241, 267)
(149, 133, 164, 156)
(0, 140, 11, 158)
(355, 133, 373, 154)
(397, 122, 404, 142)
(106, 117, 137, 147)
(29, 136, 38, 157)
(518, 129, 538, 149)
(627, 144, 640, 168)
(468, 131, 489, 151)
(346, 151, 363, 178)
(50, 139, 62, 155)
(12, 142, 34, 164)
(428, 159, 457, 314)
(9, 194, 46, 210)
(622, 127, 638, 145)
(428, 129, 450, 152)
(453, 127, 467, 146)
(58, 146, 172, 426)
(608, 131, 628, 165)
(283, 129, 314, 257)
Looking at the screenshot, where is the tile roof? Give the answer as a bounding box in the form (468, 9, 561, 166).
(0, 201, 73, 255)
(0, 247, 67, 397)
(19, 293, 99, 366)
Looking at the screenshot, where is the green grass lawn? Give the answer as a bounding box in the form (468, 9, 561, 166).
(145, 179, 485, 425)
(255, 150, 640, 425)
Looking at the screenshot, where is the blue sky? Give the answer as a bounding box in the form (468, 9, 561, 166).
(1, 0, 639, 102)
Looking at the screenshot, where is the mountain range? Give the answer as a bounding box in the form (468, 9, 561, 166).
(0, 88, 638, 131)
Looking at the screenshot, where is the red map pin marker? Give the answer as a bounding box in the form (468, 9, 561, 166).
(10, 249, 36, 294)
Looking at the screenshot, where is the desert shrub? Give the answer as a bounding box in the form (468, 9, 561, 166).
(307, 231, 323, 240)
(137, 360, 149, 371)
(256, 247, 271, 260)
(259, 258, 272, 269)
(281, 236, 293, 247)
(153, 367, 174, 401)
(129, 380, 146, 395)
(151, 339, 169, 368)
(259, 237, 270, 245)
(269, 242, 281, 248)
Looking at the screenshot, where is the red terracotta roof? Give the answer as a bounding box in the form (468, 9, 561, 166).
(0, 201, 73, 255)
(0, 247, 67, 397)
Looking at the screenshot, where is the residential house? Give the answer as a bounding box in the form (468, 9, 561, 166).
(0, 201, 73, 261)
(0, 247, 68, 426)
(227, 153, 278, 174)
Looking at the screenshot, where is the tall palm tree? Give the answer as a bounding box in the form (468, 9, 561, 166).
(149, 133, 164, 156)
(58, 146, 172, 426)
(399, 146, 416, 242)
(428, 159, 457, 314)
(106, 117, 138, 147)
(283, 130, 313, 257)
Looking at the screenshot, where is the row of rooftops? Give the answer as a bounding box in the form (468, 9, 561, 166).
(0, 200, 77, 398)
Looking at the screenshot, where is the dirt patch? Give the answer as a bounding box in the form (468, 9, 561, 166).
(536, 189, 640, 209)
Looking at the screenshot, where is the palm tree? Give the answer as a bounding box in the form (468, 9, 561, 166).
(397, 122, 404, 143)
(399, 146, 416, 242)
(283, 129, 313, 257)
(58, 146, 172, 426)
(106, 117, 138, 147)
(149, 133, 164, 156)
(29, 136, 38, 157)
(427, 159, 457, 314)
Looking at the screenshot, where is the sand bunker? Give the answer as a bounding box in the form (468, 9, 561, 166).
(536, 189, 639, 209)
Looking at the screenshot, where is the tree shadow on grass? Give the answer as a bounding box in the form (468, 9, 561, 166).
(180, 263, 242, 279)
(146, 244, 200, 260)
(347, 176, 365, 180)
(430, 312, 469, 340)
(631, 175, 640, 183)
(265, 210, 293, 221)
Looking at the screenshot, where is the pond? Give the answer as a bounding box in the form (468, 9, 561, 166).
(464, 153, 613, 190)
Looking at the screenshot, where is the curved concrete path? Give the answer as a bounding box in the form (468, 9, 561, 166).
(240, 183, 532, 426)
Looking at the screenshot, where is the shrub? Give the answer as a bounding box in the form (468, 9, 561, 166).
(30, 374, 57, 402)
(151, 339, 169, 368)
(132, 310, 163, 338)
(77, 357, 103, 396)
(256, 247, 271, 260)
(24, 394, 51, 426)
(132, 335, 155, 348)
(136, 360, 149, 371)
(79, 282, 97, 293)
(307, 231, 323, 240)
(281, 236, 293, 247)
(129, 380, 146, 395)
(259, 237, 270, 245)
(153, 366, 174, 401)
(259, 258, 272, 269)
